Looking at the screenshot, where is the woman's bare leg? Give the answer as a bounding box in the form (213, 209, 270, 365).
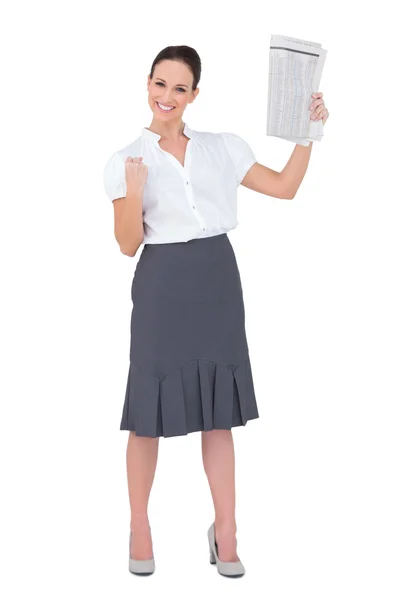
(126, 431, 159, 560)
(201, 429, 240, 562)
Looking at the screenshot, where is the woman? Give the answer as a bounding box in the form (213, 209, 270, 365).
(103, 45, 329, 578)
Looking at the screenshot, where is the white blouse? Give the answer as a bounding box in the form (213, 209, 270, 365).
(103, 122, 257, 244)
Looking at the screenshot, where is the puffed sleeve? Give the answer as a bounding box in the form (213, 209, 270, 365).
(221, 132, 257, 186)
(103, 151, 127, 201)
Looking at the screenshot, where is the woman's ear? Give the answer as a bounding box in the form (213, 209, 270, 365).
(190, 88, 200, 103)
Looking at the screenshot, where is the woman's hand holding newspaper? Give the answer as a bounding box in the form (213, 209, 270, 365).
(309, 92, 329, 125)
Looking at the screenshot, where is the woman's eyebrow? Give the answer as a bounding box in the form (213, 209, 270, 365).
(156, 78, 188, 88)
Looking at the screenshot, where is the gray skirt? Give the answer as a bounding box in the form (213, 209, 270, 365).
(120, 232, 259, 438)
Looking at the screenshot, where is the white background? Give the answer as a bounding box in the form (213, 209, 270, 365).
(1, 0, 399, 598)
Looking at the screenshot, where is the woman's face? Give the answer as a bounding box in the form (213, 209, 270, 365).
(147, 60, 199, 122)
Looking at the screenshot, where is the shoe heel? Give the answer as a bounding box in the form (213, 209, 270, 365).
(207, 522, 245, 577)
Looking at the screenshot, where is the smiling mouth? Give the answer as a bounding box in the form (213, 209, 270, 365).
(156, 102, 176, 112)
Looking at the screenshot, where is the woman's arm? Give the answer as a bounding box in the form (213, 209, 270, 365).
(113, 190, 144, 257)
(279, 142, 314, 199)
(241, 91, 328, 199)
(112, 157, 148, 257)
(241, 142, 313, 200)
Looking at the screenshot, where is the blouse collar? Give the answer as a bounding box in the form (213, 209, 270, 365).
(141, 122, 195, 144)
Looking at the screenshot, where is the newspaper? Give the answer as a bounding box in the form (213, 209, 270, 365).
(267, 35, 328, 146)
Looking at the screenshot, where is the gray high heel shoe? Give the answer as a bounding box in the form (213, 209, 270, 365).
(128, 531, 155, 576)
(207, 523, 245, 577)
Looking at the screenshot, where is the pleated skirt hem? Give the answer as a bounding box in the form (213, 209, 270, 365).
(120, 354, 259, 438)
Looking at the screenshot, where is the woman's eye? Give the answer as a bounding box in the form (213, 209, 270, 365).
(155, 82, 185, 92)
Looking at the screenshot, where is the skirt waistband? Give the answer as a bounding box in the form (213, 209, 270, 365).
(144, 233, 228, 250)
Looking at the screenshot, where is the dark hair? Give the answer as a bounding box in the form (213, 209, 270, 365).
(149, 46, 201, 91)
